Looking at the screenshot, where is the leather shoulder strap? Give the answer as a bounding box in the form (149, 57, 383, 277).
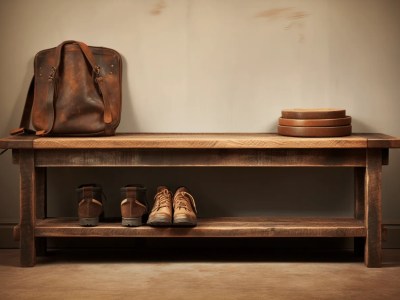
(10, 77, 36, 135)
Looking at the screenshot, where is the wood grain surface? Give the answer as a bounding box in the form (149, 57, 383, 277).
(1, 133, 400, 149)
(0, 135, 37, 149)
(2, 132, 399, 267)
(0, 133, 369, 149)
(19, 150, 36, 267)
(279, 116, 351, 127)
(33, 148, 367, 167)
(364, 149, 382, 267)
(35, 217, 366, 238)
(281, 109, 346, 119)
(277, 125, 352, 137)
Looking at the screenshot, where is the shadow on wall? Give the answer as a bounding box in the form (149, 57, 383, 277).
(47, 167, 354, 219)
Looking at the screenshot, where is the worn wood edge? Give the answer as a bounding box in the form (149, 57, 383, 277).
(364, 149, 382, 267)
(35, 218, 366, 238)
(19, 150, 36, 267)
(33, 148, 368, 167)
(30, 133, 369, 149)
(366, 133, 400, 148)
(4, 133, 400, 149)
(0, 135, 37, 149)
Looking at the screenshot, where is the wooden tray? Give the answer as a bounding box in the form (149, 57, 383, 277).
(277, 125, 352, 137)
(281, 109, 346, 119)
(279, 116, 351, 127)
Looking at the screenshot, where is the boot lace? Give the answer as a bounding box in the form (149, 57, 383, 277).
(153, 189, 171, 211)
(174, 191, 197, 212)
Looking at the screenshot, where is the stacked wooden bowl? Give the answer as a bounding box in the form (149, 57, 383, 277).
(277, 109, 352, 137)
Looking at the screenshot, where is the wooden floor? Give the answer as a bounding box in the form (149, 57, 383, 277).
(1, 248, 400, 299)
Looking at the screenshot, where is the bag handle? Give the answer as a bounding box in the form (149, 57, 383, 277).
(54, 40, 99, 73)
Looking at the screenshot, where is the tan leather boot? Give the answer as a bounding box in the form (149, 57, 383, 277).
(120, 185, 148, 227)
(77, 184, 103, 227)
(173, 187, 197, 226)
(147, 186, 173, 226)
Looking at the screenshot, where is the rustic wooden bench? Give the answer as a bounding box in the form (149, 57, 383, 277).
(1, 133, 399, 267)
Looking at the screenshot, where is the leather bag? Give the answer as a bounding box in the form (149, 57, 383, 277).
(11, 40, 122, 136)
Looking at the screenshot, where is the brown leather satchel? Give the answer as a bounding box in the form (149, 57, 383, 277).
(11, 40, 122, 136)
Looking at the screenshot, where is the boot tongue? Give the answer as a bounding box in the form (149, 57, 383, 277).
(157, 186, 170, 193)
(174, 191, 197, 214)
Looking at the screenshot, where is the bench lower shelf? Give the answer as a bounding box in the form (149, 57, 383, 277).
(33, 217, 366, 238)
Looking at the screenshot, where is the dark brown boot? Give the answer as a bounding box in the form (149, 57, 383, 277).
(76, 184, 103, 227)
(120, 184, 148, 227)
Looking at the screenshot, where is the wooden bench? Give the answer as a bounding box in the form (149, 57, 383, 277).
(1, 133, 400, 267)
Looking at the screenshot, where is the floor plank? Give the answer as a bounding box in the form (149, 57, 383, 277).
(0, 249, 399, 299)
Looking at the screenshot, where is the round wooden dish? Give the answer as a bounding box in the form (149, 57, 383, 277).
(281, 109, 346, 120)
(279, 116, 351, 127)
(277, 125, 352, 137)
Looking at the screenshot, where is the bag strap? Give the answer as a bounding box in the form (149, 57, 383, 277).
(10, 77, 36, 135)
(37, 40, 113, 136)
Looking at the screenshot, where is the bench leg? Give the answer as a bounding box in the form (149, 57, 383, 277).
(354, 168, 365, 257)
(19, 150, 36, 267)
(364, 149, 382, 267)
(35, 167, 47, 256)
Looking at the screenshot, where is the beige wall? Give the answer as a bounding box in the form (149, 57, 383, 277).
(1, 0, 400, 223)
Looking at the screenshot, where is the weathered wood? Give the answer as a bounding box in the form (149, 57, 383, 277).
(35, 217, 366, 238)
(34, 149, 367, 167)
(2, 132, 397, 267)
(19, 150, 36, 267)
(0, 135, 36, 149)
(366, 133, 400, 148)
(354, 167, 366, 256)
(364, 149, 382, 267)
(30, 133, 369, 149)
(354, 168, 365, 220)
(2, 133, 400, 150)
(35, 168, 47, 256)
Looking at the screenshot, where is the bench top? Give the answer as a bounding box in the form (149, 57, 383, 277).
(1, 133, 400, 150)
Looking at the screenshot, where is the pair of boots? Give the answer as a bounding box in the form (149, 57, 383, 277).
(147, 186, 197, 227)
(77, 184, 148, 227)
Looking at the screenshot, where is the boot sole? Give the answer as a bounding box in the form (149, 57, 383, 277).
(147, 215, 172, 227)
(122, 217, 142, 227)
(79, 217, 99, 227)
(173, 216, 197, 227)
